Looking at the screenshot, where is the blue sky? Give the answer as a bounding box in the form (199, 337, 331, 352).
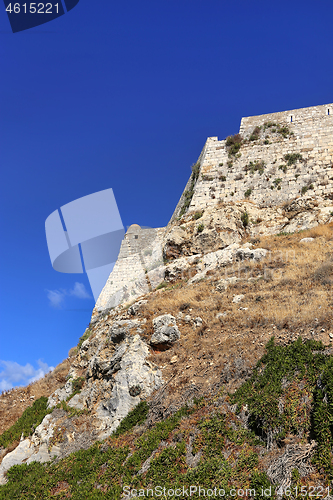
(0, 0, 332, 390)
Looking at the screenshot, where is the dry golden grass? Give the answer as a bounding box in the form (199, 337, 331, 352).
(2, 223, 332, 447)
(0, 357, 72, 436)
(140, 223, 333, 409)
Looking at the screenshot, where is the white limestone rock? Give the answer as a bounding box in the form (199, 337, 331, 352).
(0, 439, 36, 485)
(150, 314, 181, 346)
(233, 294, 245, 303)
(299, 237, 315, 243)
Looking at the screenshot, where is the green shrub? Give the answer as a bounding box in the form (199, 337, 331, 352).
(112, 401, 149, 438)
(241, 211, 249, 227)
(179, 161, 200, 216)
(263, 121, 278, 130)
(225, 133, 243, 156)
(230, 337, 333, 471)
(77, 329, 92, 349)
(197, 223, 204, 233)
(301, 185, 309, 194)
(284, 153, 303, 165)
(156, 281, 168, 290)
(0, 396, 52, 448)
(278, 164, 287, 173)
(249, 126, 261, 141)
(279, 125, 291, 138)
(273, 178, 282, 186)
(219, 175, 226, 181)
(227, 160, 233, 168)
(244, 189, 252, 198)
(66, 377, 85, 401)
(193, 211, 203, 220)
(244, 160, 265, 175)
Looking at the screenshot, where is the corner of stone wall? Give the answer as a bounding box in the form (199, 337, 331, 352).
(167, 138, 218, 226)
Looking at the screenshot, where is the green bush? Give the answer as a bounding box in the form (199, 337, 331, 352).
(225, 133, 243, 156)
(197, 223, 204, 233)
(249, 126, 261, 141)
(244, 160, 265, 175)
(284, 153, 303, 165)
(156, 281, 168, 290)
(0, 396, 52, 448)
(179, 161, 200, 216)
(244, 189, 252, 198)
(66, 377, 85, 401)
(112, 401, 149, 438)
(78, 328, 92, 349)
(241, 211, 249, 227)
(193, 211, 203, 220)
(230, 337, 333, 473)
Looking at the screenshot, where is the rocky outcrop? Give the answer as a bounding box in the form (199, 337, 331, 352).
(150, 314, 181, 347)
(0, 318, 163, 484)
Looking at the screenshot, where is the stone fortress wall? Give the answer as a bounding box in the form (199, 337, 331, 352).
(174, 103, 333, 216)
(95, 224, 165, 312)
(96, 103, 333, 313)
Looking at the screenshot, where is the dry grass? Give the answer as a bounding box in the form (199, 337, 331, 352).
(2, 223, 332, 449)
(0, 357, 72, 436)
(138, 223, 333, 411)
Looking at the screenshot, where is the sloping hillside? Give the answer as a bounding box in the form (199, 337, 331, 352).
(0, 221, 332, 498)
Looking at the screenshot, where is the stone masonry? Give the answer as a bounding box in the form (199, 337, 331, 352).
(172, 103, 333, 218)
(95, 224, 165, 312)
(96, 103, 333, 313)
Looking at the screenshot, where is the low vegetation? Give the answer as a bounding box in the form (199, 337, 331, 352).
(244, 160, 265, 175)
(226, 133, 243, 156)
(1, 337, 332, 498)
(284, 153, 303, 165)
(1, 223, 333, 498)
(179, 162, 200, 217)
(0, 396, 52, 449)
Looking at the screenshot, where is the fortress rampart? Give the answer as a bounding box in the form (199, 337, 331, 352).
(173, 103, 333, 217)
(96, 103, 333, 313)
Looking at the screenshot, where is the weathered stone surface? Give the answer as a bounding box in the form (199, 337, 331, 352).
(299, 237, 315, 243)
(233, 294, 245, 303)
(95, 335, 163, 439)
(128, 299, 148, 316)
(150, 314, 180, 346)
(187, 243, 268, 285)
(0, 439, 36, 484)
(47, 379, 73, 409)
(216, 276, 239, 291)
(164, 254, 201, 282)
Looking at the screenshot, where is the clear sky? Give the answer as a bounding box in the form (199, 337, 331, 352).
(0, 0, 332, 390)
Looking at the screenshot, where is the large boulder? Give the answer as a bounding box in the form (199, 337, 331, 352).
(150, 314, 180, 347)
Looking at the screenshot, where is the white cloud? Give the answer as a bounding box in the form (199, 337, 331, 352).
(46, 282, 91, 308)
(0, 359, 54, 391)
(69, 282, 91, 299)
(46, 289, 65, 308)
